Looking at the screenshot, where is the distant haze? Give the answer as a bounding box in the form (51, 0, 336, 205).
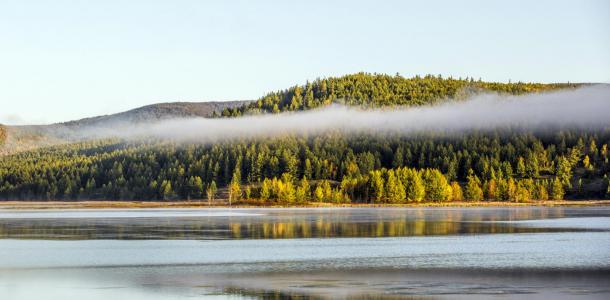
(71, 85, 610, 142)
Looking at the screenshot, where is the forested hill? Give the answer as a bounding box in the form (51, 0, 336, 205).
(1, 73, 607, 203)
(221, 73, 581, 116)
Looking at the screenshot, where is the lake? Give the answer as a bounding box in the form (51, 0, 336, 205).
(1, 207, 609, 299)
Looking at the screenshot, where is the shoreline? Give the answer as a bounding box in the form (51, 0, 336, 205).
(0, 200, 609, 210)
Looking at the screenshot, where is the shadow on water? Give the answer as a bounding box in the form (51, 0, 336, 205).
(1, 207, 609, 240)
(224, 287, 436, 300)
(208, 268, 610, 299)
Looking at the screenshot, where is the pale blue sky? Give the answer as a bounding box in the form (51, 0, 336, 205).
(1, 0, 609, 125)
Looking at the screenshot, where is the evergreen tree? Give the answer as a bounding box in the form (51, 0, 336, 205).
(551, 177, 565, 200)
(160, 180, 174, 201)
(515, 181, 531, 202)
(314, 186, 324, 202)
(450, 181, 463, 201)
(369, 170, 385, 203)
(295, 177, 310, 204)
(464, 175, 483, 201)
(402, 168, 425, 202)
(385, 170, 405, 203)
(244, 185, 252, 199)
(555, 156, 572, 187)
(525, 153, 539, 177)
(194, 176, 204, 199)
(423, 169, 451, 201)
(260, 178, 272, 201)
(516, 157, 526, 177)
(229, 169, 242, 205)
(206, 180, 217, 205)
(484, 179, 497, 201)
(278, 173, 296, 204)
(321, 180, 333, 201)
(536, 180, 549, 200)
(583, 155, 592, 170)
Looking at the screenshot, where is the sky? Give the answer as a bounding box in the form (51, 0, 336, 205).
(0, 0, 609, 125)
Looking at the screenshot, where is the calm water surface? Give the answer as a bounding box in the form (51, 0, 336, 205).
(0, 207, 609, 299)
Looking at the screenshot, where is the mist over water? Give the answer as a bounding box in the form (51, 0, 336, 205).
(76, 85, 610, 142)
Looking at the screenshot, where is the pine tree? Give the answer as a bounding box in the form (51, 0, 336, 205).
(314, 186, 324, 202)
(551, 177, 565, 200)
(536, 181, 549, 200)
(484, 179, 497, 201)
(229, 169, 242, 205)
(206, 180, 217, 205)
(515, 182, 531, 202)
(588, 140, 598, 159)
(329, 188, 340, 203)
(193, 176, 204, 199)
(464, 175, 483, 201)
(321, 180, 332, 201)
(278, 173, 296, 204)
(295, 177, 310, 204)
(525, 153, 539, 177)
(506, 178, 517, 201)
(160, 180, 174, 201)
(423, 169, 451, 201)
(450, 181, 463, 201)
(244, 185, 252, 199)
(556, 156, 573, 188)
(516, 157, 526, 178)
(385, 170, 405, 203)
(369, 170, 385, 203)
(583, 155, 592, 170)
(260, 178, 271, 201)
(303, 159, 313, 179)
(402, 168, 425, 202)
(392, 147, 404, 168)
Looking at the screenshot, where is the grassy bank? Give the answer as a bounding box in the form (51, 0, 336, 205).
(0, 200, 609, 210)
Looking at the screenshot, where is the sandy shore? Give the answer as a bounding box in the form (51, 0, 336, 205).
(0, 199, 609, 209)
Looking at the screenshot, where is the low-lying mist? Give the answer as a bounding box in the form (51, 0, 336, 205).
(75, 85, 610, 143)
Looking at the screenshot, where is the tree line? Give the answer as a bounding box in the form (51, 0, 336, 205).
(0, 129, 608, 202)
(0, 73, 606, 203)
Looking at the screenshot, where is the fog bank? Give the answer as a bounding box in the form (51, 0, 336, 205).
(78, 85, 610, 142)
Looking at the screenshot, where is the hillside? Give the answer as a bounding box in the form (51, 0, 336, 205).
(2, 73, 582, 153)
(0, 100, 250, 155)
(221, 73, 581, 116)
(59, 100, 251, 127)
(0, 73, 607, 203)
(1, 128, 608, 202)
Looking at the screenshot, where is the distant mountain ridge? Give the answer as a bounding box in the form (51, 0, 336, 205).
(58, 100, 252, 127)
(1, 100, 251, 155)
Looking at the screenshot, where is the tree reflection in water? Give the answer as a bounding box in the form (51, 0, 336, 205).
(0, 207, 586, 240)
